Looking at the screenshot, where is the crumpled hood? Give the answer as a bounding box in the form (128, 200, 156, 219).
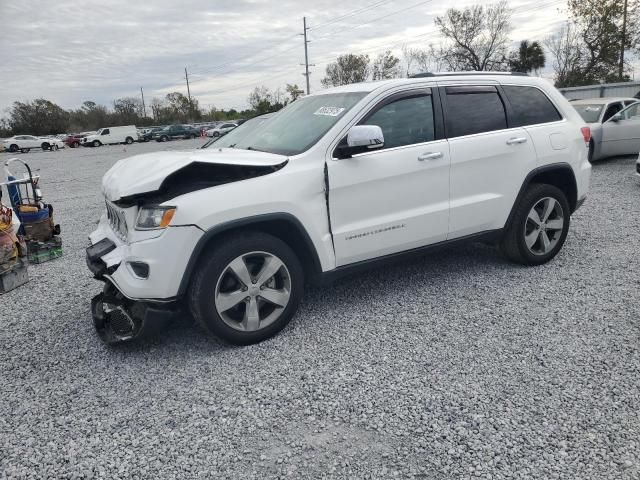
(102, 148, 287, 202)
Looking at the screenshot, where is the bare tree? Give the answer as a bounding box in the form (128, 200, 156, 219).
(544, 22, 585, 87)
(372, 51, 402, 80)
(401, 44, 447, 76)
(285, 83, 304, 101)
(321, 54, 371, 87)
(434, 1, 512, 71)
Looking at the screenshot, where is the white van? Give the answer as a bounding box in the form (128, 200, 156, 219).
(82, 126, 137, 147)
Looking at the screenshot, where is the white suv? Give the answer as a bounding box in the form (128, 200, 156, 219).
(87, 73, 591, 345)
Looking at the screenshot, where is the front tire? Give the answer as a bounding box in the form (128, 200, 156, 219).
(125, 137, 133, 144)
(92, 140, 101, 147)
(72, 141, 79, 148)
(41, 142, 50, 151)
(189, 232, 304, 345)
(500, 184, 570, 265)
(213, 131, 220, 137)
(9, 144, 18, 153)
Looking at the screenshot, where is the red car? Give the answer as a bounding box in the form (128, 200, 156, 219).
(63, 134, 88, 148)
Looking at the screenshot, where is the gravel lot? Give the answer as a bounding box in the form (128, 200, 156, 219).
(1, 141, 639, 479)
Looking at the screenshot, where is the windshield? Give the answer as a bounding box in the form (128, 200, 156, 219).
(229, 92, 368, 156)
(203, 115, 273, 149)
(573, 104, 603, 123)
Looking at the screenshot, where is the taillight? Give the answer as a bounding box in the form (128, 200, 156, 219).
(580, 126, 591, 144)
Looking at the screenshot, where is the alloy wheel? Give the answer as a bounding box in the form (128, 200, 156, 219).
(214, 251, 291, 332)
(524, 197, 564, 255)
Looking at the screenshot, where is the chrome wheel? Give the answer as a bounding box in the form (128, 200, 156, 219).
(214, 251, 291, 332)
(524, 197, 564, 255)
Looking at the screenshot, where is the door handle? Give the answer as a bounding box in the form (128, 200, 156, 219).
(506, 137, 528, 145)
(417, 152, 443, 161)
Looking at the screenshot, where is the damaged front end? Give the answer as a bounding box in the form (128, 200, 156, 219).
(86, 237, 182, 344)
(87, 148, 289, 344)
(90, 282, 181, 344)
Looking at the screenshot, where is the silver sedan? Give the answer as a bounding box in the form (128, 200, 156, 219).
(571, 97, 640, 161)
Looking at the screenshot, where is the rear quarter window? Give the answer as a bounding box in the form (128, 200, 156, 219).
(502, 85, 562, 127)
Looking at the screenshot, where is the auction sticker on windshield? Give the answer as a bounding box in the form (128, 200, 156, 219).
(314, 106, 346, 117)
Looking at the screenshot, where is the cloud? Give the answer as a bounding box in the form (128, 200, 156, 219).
(0, 0, 578, 113)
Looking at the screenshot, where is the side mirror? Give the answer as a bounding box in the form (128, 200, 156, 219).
(611, 113, 623, 122)
(336, 125, 384, 159)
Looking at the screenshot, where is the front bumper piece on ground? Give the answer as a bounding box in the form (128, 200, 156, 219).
(86, 238, 183, 344)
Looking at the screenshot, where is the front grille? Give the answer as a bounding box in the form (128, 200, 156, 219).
(105, 201, 128, 240)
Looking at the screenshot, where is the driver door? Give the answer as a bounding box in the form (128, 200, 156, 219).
(327, 89, 450, 266)
(601, 102, 640, 156)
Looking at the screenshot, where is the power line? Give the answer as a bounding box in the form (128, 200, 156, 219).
(188, 34, 300, 77)
(310, 0, 397, 31)
(310, 0, 434, 43)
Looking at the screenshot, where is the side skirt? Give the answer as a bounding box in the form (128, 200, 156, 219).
(316, 229, 503, 285)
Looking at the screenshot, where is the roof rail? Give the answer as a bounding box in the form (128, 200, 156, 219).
(410, 71, 529, 78)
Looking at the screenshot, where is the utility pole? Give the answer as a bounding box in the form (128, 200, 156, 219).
(619, 0, 628, 80)
(140, 87, 146, 118)
(301, 17, 312, 95)
(185, 67, 193, 120)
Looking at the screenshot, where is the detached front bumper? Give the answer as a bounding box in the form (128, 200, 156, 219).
(86, 217, 203, 343)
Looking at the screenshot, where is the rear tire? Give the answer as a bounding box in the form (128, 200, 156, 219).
(20, 148, 30, 153)
(189, 232, 304, 345)
(500, 183, 571, 266)
(72, 141, 79, 148)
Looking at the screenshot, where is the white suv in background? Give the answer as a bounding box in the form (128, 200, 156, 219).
(87, 72, 591, 345)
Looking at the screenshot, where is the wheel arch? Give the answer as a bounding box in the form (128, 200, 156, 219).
(505, 163, 578, 229)
(177, 213, 323, 297)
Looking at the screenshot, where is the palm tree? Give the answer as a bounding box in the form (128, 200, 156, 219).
(509, 40, 546, 75)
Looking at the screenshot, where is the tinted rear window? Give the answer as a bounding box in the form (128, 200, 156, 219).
(572, 104, 603, 123)
(445, 88, 507, 138)
(503, 85, 562, 126)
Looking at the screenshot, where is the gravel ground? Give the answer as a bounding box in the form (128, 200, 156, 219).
(1, 141, 639, 479)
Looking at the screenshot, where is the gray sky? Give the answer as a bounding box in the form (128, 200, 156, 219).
(0, 0, 600, 113)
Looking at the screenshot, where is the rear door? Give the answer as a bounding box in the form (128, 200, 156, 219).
(328, 88, 451, 266)
(442, 84, 538, 238)
(601, 102, 640, 155)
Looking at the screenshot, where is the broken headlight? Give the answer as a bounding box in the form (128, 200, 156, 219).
(135, 206, 176, 230)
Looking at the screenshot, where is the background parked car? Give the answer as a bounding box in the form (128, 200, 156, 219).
(205, 122, 238, 137)
(63, 133, 89, 148)
(153, 125, 200, 142)
(39, 136, 64, 151)
(2, 135, 48, 153)
(571, 97, 640, 161)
